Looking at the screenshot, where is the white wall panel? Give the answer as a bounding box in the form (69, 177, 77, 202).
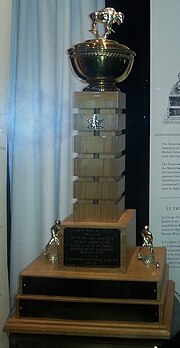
(150, 0, 180, 295)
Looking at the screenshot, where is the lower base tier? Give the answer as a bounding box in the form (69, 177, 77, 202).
(4, 281, 175, 340)
(7, 330, 180, 348)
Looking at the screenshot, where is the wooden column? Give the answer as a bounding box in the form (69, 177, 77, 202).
(73, 91, 126, 222)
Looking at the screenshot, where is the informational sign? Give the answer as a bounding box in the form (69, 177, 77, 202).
(150, 0, 180, 294)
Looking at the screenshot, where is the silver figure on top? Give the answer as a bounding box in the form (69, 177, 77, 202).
(89, 7, 124, 39)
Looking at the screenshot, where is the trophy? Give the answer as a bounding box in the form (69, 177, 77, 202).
(4, 7, 175, 341)
(68, 7, 135, 92)
(61, 8, 137, 273)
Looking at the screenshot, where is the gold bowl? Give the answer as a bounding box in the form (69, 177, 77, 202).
(68, 39, 135, 91)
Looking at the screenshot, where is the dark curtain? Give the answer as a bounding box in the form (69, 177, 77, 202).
(106, 0, 150, 243)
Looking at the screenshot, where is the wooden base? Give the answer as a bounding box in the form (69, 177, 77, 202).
(4, 281, 174, 339)
(4, 245, 175, 340)
(18, 246, 166, 298)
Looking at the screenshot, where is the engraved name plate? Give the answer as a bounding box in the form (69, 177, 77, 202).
(64, 227, 120, 268)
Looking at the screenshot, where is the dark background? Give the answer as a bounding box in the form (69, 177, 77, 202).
(106, 0, 150, 244)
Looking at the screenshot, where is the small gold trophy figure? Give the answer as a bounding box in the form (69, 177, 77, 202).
(43, 220, 61, 262)
(89, 7, 124, 39)
(137, 225, 160, 268)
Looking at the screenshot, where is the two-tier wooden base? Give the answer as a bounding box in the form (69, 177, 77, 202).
(4, 211, 174, 340)
(4, 250, 174, 339)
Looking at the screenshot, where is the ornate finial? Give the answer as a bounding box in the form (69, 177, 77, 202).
(89, 7, 124, 39)
(137, 225, 160, 268)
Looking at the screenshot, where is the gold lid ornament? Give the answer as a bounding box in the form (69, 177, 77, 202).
(89, 7, 124, 39)
(68, 7, 135, 91)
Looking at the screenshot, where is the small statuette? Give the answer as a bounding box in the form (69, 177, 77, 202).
(175, 72, 180, 93)
(89, 7, 124, 39)
(87, 114, 103, 130)
(43, 220, 61, 262)
(137, 225, 160, 268)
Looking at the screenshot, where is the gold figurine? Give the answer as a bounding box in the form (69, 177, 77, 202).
(137, 225, 160, 268)
(43, 220, 61, 262)
(89, 7, 124, 39)
(68, 7, 135, 92)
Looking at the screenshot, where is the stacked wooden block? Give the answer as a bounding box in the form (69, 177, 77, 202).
(73, 91, 126, 222)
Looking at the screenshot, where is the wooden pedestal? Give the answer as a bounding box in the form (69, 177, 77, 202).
(4, 247, 174, 340)
(58, 209, 136, 273)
